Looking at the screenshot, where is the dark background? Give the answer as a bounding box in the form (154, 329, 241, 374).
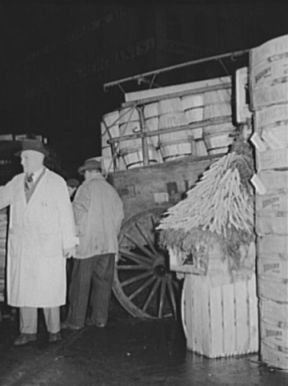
(0, 1, 287, 177)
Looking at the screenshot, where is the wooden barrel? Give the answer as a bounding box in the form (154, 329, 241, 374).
(157, 96, 193, 160)
(121, 144, 160, 169)
(203, 123, 235, 155)
(159, 135, 194, 161)
(158, 97, 183, 115)
(181, 93, 203, 110)
(184, 107, 204, 124)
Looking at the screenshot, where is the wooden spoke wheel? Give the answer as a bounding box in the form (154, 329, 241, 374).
(113, 207, 181, 319)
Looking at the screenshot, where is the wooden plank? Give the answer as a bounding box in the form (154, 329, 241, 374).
(248, 275, 259, 353)
(182, 275, 193, 351)
(107, 116, 232, 144)
(222, 283, 236, 355)
(200, 277, 211, 356)
(193, 276, 204, 354)
(124, 76, 231, 103)
(234, 280, 250, 355)
(209, 284, 223, 357)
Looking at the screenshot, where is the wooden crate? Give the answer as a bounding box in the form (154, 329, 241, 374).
(260, 298, 288, 370)
(181, 273, 259, 358)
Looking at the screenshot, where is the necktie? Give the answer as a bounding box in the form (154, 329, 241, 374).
(24, 173, 34, 192)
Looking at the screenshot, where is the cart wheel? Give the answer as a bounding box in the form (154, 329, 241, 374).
(113, 207, 181, 319)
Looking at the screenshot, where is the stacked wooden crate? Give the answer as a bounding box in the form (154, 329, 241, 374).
(158, 144, 258, 358)
(101, 76, 237, 173)
(250, 34, 288, 370)
(181, 272, 258, 358)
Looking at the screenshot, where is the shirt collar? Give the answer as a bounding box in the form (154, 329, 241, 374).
(30, 167, 45, 182)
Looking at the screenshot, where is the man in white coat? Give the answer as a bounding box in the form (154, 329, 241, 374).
(0, 139, 77, 346)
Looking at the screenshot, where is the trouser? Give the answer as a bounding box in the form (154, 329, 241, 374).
(67, 254, 115, 327)
(19, 306, 60, 334)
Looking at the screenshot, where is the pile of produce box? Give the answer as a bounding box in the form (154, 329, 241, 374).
(250, 34, 288, 370)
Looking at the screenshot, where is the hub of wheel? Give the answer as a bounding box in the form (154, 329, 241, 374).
(154, 264, 167, 277)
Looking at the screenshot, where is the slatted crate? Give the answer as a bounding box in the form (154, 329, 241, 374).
(181, 273, 259, 358)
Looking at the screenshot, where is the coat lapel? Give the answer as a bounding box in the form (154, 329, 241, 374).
(25, 169, 47, 206)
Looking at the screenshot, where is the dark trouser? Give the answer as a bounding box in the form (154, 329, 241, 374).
(67, 254, 115, 327)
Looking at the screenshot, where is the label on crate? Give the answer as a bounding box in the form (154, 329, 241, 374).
(258, 256, 288, 281)
(261, 320, 288, 352)
(251, 60, 288, 89)
(250, 34, 288, 68)
(153, 192, 169, 203)
(256, 193, 288, 212)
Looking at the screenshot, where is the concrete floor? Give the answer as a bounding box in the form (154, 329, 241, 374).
(0, 302, 288, 386)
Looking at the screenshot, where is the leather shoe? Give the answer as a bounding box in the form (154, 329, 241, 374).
(86, 318, 106, 328)
(14, 333, 37, 346)
(61, 321, 83, 331)
(48, 332, 62, 343)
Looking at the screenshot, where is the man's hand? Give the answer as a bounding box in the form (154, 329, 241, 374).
(64, 246, 76, 258)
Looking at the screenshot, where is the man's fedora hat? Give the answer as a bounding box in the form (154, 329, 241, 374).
(16, 138, 48, 156)
(78, 158, 102, 175)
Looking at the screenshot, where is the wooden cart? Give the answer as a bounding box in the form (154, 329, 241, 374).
(108, 151, 221, 319)
(102, 70, 243, 319)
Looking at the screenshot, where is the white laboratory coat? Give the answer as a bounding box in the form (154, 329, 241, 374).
(0, 168, 76, 307)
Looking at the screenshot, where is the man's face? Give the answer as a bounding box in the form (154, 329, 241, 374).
(84, 169, 99, 181)
(21, 150, 44, 174)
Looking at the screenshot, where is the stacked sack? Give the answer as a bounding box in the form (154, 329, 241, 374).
(250, 34, 288, 370)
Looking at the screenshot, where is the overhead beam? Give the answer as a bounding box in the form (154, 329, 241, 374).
(103, 48, 249, 90)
